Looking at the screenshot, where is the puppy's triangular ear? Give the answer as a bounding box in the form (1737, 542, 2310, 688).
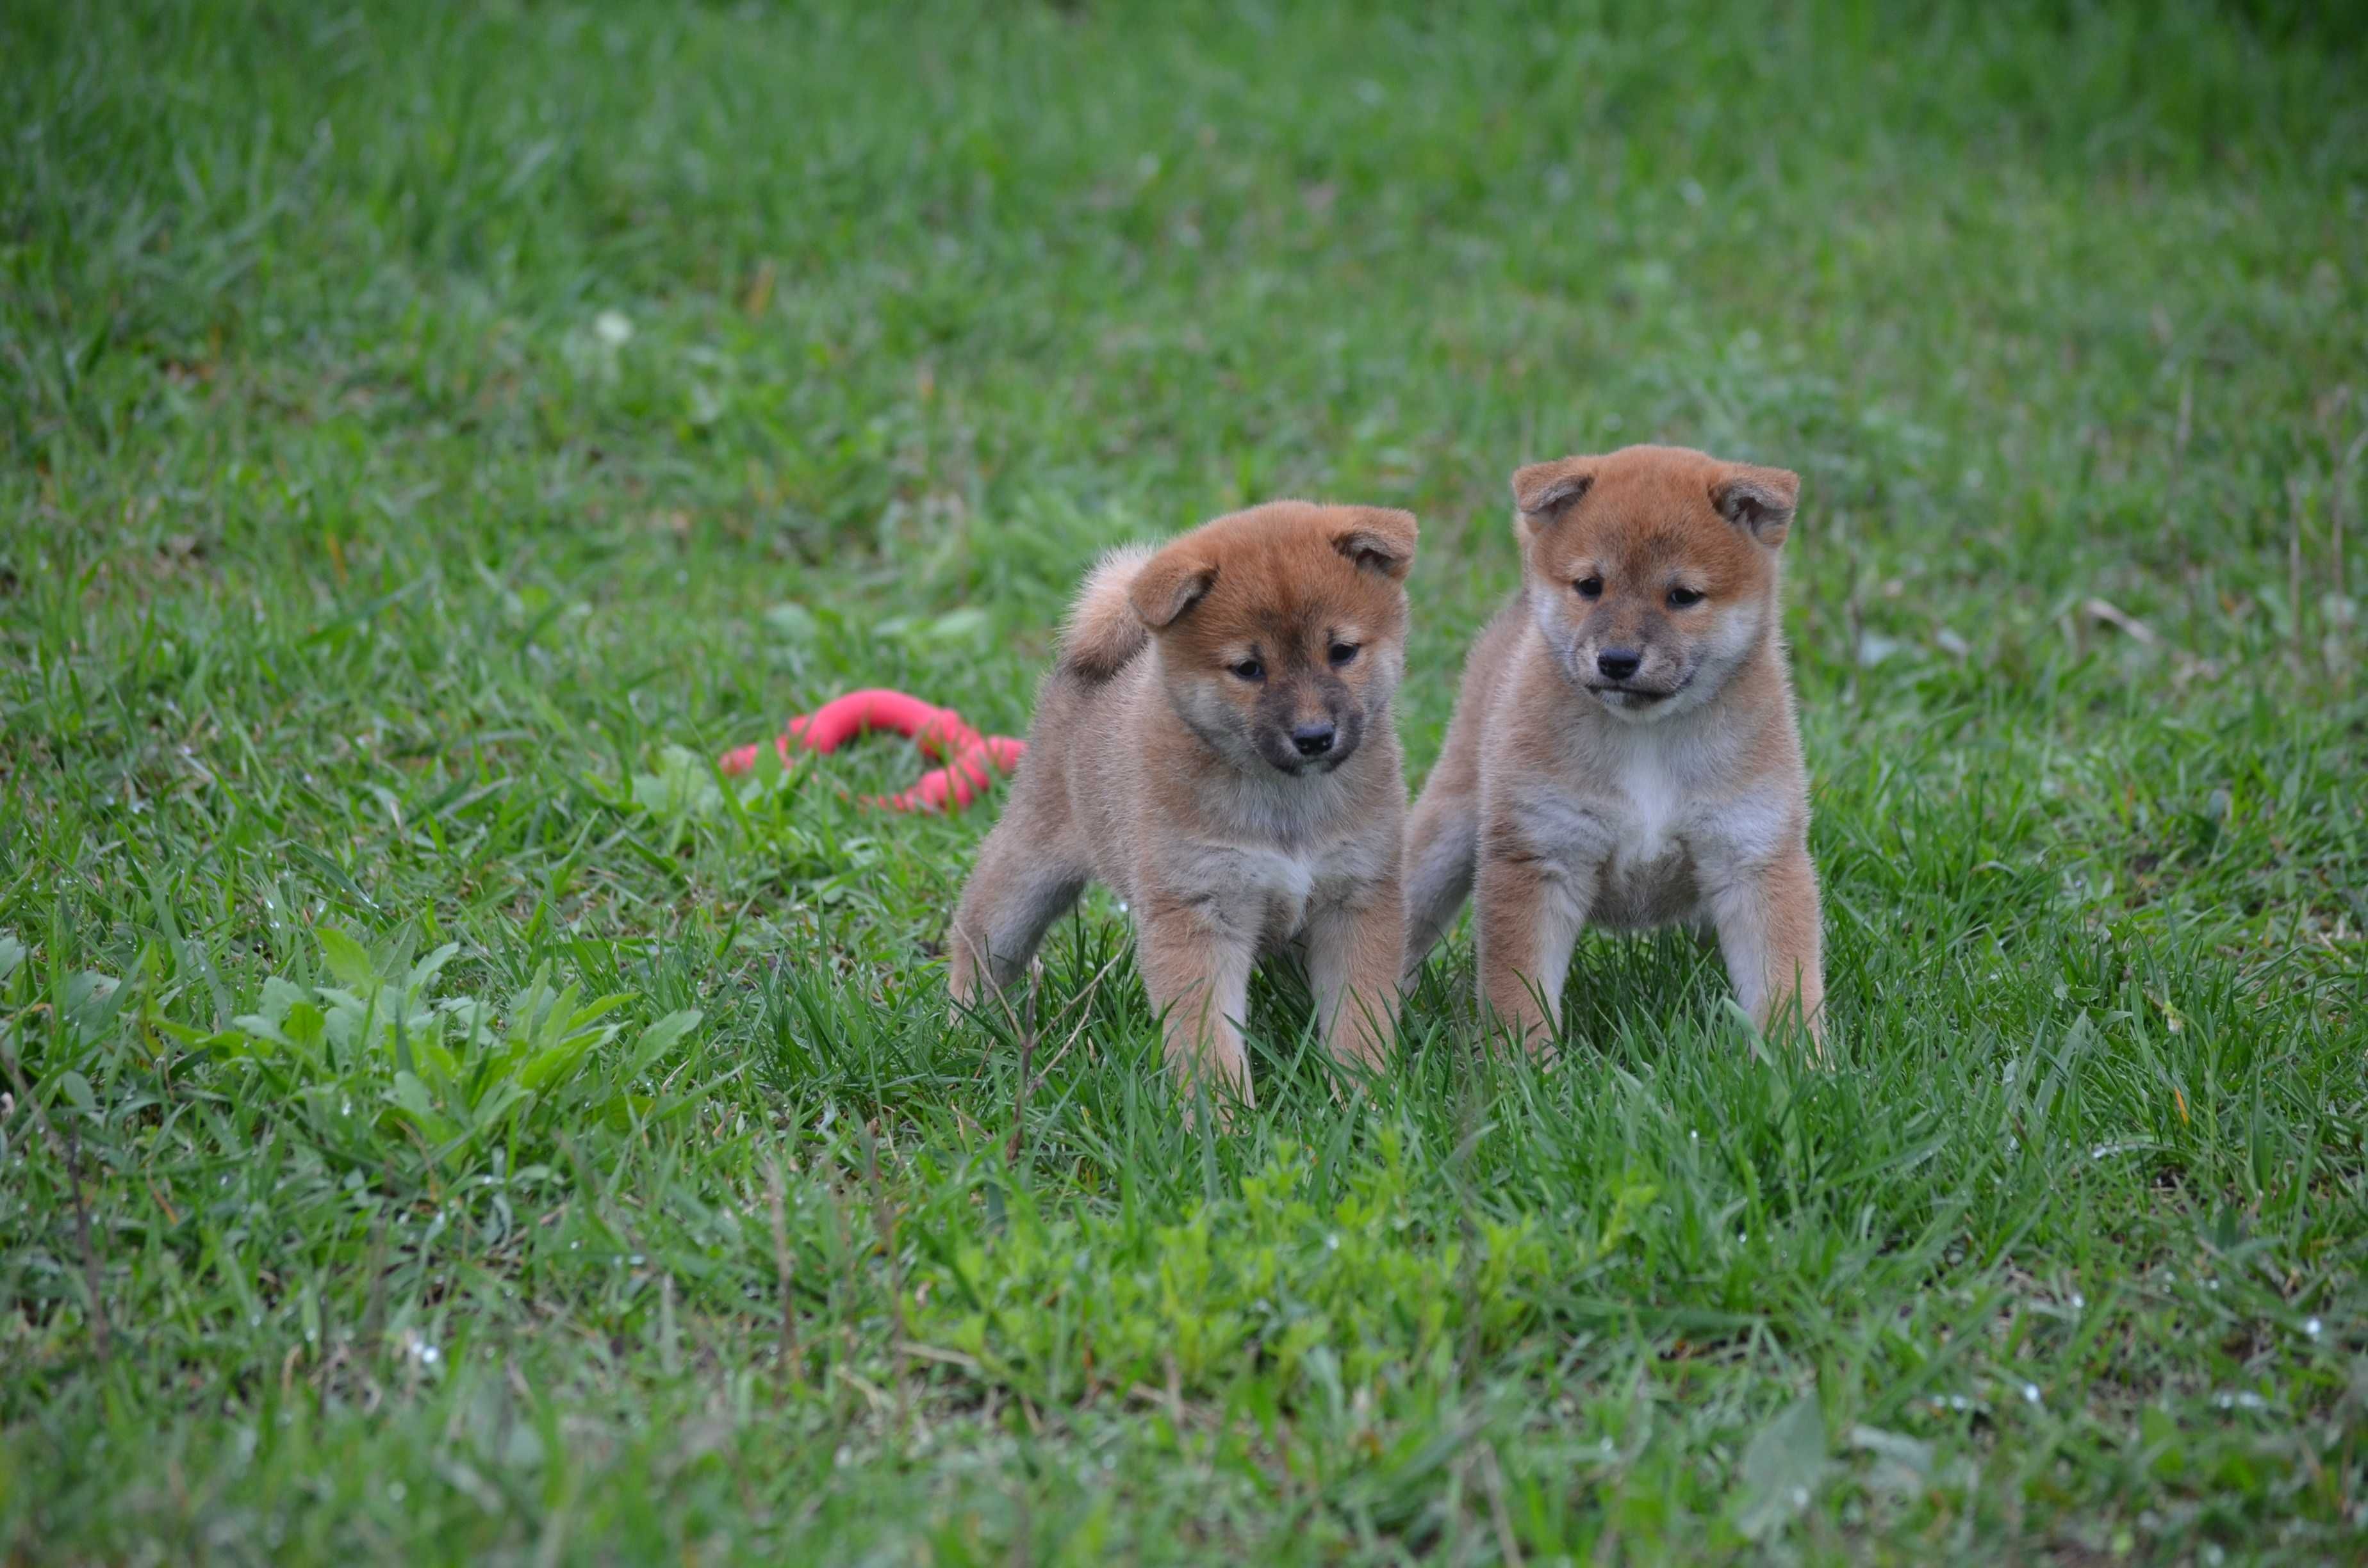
(1511, 459, 1595, 530)
(1331, 507, 1418, 581)
(1129, 541, 1217, 629)
(1711, 465, 1800, 548)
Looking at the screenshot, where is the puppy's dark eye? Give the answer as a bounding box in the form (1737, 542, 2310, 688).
(1231, 658, 1264, 682)
(1666, 586, 1705, 608)
(1575, 576, 1604, 600)
(1327, 642, 1359, 667)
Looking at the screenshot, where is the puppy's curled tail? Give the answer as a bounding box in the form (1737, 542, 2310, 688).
(1059, 543, 1156, 679)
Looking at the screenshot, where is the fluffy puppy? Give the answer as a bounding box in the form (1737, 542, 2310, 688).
(949, 501, 1420, 1109)
(1402, 444, 1824, 1050)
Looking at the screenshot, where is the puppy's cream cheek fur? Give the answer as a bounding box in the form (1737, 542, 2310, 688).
(1363, 648, 1406, 714)
(1523, 582, 1586, 684)
(1169, 671, 1256, 767)
(1701, 600, 1766, 680)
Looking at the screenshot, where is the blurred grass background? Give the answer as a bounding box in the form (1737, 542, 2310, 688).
(3, 1, 2365, 1561)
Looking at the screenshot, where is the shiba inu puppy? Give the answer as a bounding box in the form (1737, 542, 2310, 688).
(949, 501, 1420, 1110)
(1401, 445, 1824, 1050)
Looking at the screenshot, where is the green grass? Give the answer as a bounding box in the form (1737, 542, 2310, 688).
(3, 0, 2365, 1560)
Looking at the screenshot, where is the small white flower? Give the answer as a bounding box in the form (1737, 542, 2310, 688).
(595, 310, 633, 346)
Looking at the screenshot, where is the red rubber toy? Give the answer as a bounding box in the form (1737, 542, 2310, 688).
(718, 688, 1025, 812)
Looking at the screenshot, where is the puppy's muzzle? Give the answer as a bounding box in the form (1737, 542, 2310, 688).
(1262, 717, 1358, 774)
(1581, 648, 1691, 706)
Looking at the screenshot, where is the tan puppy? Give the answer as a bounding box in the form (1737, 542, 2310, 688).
(949, 501, 1419, 1109)
(1402, 445, 1824, 1051)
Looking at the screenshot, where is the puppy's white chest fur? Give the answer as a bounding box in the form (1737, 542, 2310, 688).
(1480, 724, 1723, 933)
(1237, 844, 1320, 938)
(1607, 745, 1686, 870)
(1577, 738, 1698, 928)
(1161, 769, 1389, 944)
(1158, 835, 1350, 948)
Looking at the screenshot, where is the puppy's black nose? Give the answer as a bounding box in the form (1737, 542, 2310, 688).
(1596, 649, 1641, 682)
(1290, 722, 1336, 758)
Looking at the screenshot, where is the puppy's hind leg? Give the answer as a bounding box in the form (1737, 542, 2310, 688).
(1400, 785, 1477, 990)
(947, 826, 1085, 1013)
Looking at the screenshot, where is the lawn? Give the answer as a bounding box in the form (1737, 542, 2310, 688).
(3, 0, 2365, 1560)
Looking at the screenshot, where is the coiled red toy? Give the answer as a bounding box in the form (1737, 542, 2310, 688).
(718, 689, 1024, 812)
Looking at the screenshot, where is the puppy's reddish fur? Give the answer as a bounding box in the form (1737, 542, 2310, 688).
(1402, 445, 1825, 1050)
(950, 502, 1418, 1110)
